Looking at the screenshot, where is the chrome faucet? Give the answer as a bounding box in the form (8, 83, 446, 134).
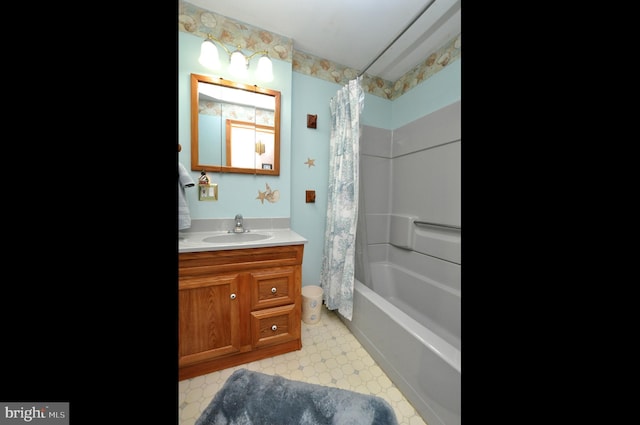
(232, 214, 245, 233)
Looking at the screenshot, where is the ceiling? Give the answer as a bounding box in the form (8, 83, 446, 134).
(184, 0, 461, 82)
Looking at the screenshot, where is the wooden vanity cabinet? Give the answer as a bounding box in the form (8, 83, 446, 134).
(179, 244, 303, 380)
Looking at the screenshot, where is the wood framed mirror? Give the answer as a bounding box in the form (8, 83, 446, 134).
(190, 73, 281, 175)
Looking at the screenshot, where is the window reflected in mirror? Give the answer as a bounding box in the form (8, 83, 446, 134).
(226, 120, 275, 169)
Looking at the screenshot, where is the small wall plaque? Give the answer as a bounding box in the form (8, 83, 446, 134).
(307, 114, 317, 129)
(305, 190, 316, 203)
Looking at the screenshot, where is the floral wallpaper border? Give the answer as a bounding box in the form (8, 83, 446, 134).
(179, 1, 460, 100)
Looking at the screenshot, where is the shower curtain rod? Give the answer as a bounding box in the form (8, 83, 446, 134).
(358, 0, 437, 78)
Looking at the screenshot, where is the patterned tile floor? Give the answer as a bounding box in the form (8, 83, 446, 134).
(178, 306, 428, 425)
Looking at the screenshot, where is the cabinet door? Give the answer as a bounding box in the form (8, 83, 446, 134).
(179, 274, 241, 367)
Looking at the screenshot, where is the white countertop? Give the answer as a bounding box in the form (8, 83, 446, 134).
(178, 228, 308, 253)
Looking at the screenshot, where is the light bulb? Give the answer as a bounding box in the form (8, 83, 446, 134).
(229, 50, 248, 78)
(256, 55, 274, 82)
(198, 39, 221, 70)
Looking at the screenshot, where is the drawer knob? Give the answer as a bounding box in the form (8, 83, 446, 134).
(230, 293, 236, 300)
(271, 287, 277, 294)
(271, 325, 277, 331)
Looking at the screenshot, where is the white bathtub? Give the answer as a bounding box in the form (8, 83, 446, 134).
(340, 262, 461, 425)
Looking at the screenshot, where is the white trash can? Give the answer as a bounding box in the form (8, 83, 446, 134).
(301, 285, 323, 325)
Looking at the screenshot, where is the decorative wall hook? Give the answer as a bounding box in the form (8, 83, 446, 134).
(198, 170, 210, 185)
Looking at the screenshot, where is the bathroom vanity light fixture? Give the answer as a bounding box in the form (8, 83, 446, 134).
(199, 33, 273, 82)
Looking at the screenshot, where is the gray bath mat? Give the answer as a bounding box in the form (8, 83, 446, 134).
(196, 368, 399, 425)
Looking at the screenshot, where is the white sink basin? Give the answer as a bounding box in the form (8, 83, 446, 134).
(202, 232, 272, 244)
(179, 229, 307, 253)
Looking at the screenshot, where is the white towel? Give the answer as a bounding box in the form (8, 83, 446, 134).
(178, 162, 196, 230)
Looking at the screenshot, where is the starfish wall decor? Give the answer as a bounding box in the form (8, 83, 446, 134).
(256, 183, 280, 204)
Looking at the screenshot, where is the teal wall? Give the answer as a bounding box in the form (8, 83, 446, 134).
(178, 31, 461, 288)
(392, 59, 461, 128)
(289, 74, 395, 286)
(178, 32, 293, 219)
(289, 73, 334, 287)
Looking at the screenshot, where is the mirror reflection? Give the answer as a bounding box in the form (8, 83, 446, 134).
(191, 73, 281, 175)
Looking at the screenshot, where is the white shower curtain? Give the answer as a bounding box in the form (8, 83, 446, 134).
(319, 77, 364, 321)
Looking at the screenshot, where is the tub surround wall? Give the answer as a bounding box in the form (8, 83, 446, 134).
(342, 100, 461, 425)
(391, 101, 461, 235)
(362, 100, 461, 266)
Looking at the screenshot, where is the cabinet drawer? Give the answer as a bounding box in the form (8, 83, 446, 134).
(249, 267, 297, 310)
(250, 304, 300, 348)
